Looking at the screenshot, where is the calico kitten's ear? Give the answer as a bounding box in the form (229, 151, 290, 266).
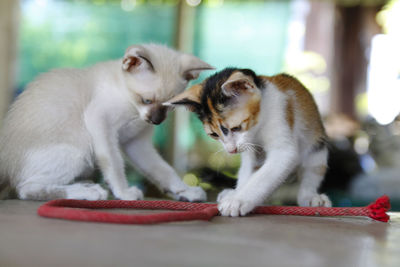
(122, 45, 154, 72)
(221, 72, 257, 97)
(180, 54, 214, 81)
(163, 84, 203, 112)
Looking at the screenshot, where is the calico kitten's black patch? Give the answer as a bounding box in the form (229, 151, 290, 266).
(169, 98, 202, 113)
(220, 125, 228, 135)
(198, 67, 263, 121)
(201, 68, 235, 118)
(238, 69, 264, 88)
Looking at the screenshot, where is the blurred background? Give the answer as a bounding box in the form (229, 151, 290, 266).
(0, 0, 399, 208)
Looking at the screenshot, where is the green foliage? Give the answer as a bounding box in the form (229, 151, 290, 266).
(18, 0, 291, 176)
(187, 1, 290, 158)
(194, 1, 290, 75)
(18, 1, 177, 88)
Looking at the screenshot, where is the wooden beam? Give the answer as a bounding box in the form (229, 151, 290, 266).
(0, 0, 19, 126)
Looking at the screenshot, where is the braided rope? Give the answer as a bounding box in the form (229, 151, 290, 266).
(37, 195, 391, 224)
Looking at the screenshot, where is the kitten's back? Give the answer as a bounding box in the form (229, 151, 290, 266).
(0, 67, 97, 182)
(262, 74, 326, 142)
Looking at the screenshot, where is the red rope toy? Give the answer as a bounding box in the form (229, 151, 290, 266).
(37, 195, 391, 224)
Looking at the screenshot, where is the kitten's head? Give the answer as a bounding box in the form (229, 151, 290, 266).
(121, 44, 214, 124)
(165, 68, 264, 153)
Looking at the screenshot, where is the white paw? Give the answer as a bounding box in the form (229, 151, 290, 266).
(67, 184, 108, 200)
(218, 195, 256, 217)
(217, 188, 236, 202)
(172, 186, 207, 202)
(298, 193, 332, 207)
(116, 186, 144, 200)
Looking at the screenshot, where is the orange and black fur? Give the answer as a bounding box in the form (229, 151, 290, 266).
(165, 67, 331, 216)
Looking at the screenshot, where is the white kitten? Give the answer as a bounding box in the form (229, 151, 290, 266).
(0, 43, 213, 201)
(165, 68, 332, 216)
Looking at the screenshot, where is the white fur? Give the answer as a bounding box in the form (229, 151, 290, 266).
(217, 82, 331, 216)
(0, 44, 212, 201)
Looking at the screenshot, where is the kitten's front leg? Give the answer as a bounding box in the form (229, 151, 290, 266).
(217, 150, 254, 202)
(218, 148, 298, 216)
(123, 128, 206, 202)
(85, 109, 143, 200)
(236, 150, 256, 189)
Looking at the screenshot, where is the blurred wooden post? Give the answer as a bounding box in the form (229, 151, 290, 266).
(0, 0, 19, 126)
(304, 1, 335, 116)
(170, 0, 197, 173)
(331, 4, 382, 118)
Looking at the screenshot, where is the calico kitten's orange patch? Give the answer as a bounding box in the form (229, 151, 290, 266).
(218, 71, 262, 131)
(286, 97, 295, 130)
(167, 69, 325, 145)
(165, 84, 203, 112)
(205, 98, 223, 136)
(166, 68, 264, 137)
(261, 74, 326, 140)
(221, 94, 261, 131)
(164, 67, 332, 216)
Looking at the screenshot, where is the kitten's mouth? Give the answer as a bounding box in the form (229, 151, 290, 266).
(228, 148, 238, 154)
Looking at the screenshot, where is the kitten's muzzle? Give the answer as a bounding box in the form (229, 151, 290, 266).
(228, 148, 238, 154)
(148, 105, 168, 125)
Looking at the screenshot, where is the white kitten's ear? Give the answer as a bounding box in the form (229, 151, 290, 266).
(163, 84, 203, 112)
(180, 54, 214, 81)
(221, 72, 257, 97)
(122, 45, 153, 72)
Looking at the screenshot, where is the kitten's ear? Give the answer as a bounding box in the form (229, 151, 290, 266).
(163, 84, 203, 112)
(180, 54, 214, 81)
(122, 45, 153, 72)
(221, 72, 257, 97)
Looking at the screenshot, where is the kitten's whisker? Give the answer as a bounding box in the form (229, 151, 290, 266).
(211, 150, 223, 159)
(239, 143, 253, 152)
(247, 145, 257, 153)
(210, 147, 226, 173)
(212, 147, 225, 156)
(241, 143, 252, 151)
(247, 143, 264, 149)
(242, 142, 263, 152)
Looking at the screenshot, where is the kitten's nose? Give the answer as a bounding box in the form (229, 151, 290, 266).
(149, 105, 167, 125)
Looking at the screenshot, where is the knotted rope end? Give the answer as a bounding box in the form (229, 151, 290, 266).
(367, 195, 391, 222)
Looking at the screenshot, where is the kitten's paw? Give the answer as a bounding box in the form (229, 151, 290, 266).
(310, 194, 332, 207)
(172, 186, 207, 202)
(298, 193, 332, 207)
(218, 196, 256, 217)
(217, 189, 236, 202)
(116, 187, 144, 200)
(67, 184, 108, 200)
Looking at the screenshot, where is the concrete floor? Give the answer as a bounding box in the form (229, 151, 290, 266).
(1, 200, 400, 267)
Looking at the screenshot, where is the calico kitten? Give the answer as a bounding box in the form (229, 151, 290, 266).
(0, 44, 213, 201)
(165, 67, 332, 216)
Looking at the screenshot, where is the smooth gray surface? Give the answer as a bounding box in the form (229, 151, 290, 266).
(1, 200, 399, 267)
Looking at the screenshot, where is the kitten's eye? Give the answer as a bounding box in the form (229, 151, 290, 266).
(142, 98, 153, 105)
(209, 132, 219, 138)
(231, 126, 242, 132)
